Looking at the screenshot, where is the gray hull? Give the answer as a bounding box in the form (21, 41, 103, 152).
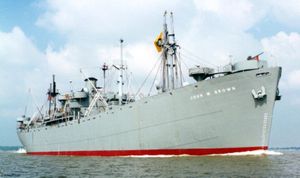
(17, 67, 281, 156)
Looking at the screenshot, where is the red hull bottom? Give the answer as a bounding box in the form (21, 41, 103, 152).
(27, 146, 268, 156)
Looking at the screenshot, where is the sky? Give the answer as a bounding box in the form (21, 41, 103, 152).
(0, 0, 299, 147)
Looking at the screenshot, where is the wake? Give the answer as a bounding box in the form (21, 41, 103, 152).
(209, 150, 283, 156)
(127, 150, 283, 158)
(14, 148, 27, 154)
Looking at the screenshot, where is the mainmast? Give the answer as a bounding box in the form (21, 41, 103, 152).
(156, 11, 182, 92)
(170, 12, 182, 87)
(162, 12, 169, 91)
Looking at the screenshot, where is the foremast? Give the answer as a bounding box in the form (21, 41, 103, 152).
(119, 39, 125, 105)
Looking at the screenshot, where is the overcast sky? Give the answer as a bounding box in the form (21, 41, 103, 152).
(0, 0, 299, 147)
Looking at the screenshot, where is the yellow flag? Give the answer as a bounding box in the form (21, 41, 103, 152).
(154, 32, 163, 52)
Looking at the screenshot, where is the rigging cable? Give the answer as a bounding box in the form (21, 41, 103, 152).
(135, 54, 162, 98)
(148, 59, 163, 96)
(180, 47, 218, 67)
(177, 51, 186, 83)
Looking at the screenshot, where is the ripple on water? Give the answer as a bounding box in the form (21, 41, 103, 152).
(0, 150, 300, 177)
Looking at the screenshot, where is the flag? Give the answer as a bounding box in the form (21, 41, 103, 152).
(154, 32, 163, 52)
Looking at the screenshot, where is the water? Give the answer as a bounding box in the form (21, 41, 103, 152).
(0, 149, 299, 177)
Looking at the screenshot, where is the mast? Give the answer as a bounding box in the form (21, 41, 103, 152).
(119, 38, 124, 105)
(48, 83, 52, 115)
(52, 75, 56, 111)
(160, 11, 182, 92)
(169, 12, 175, 89)
(169, 12, 182, 88)
(162, 11, 168, 92)
(47, 74, 58, 116)
(102, 63, 108, 93)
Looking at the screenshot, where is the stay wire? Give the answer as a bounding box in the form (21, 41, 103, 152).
(135, 54, 162, 97)
(148, 59, 163, 96)
(181, 47, 218, 67)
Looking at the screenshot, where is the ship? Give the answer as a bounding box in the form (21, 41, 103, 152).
(17, 12, 282, 156)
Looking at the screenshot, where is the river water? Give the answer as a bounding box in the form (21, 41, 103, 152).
(0, 149, 299, 177)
